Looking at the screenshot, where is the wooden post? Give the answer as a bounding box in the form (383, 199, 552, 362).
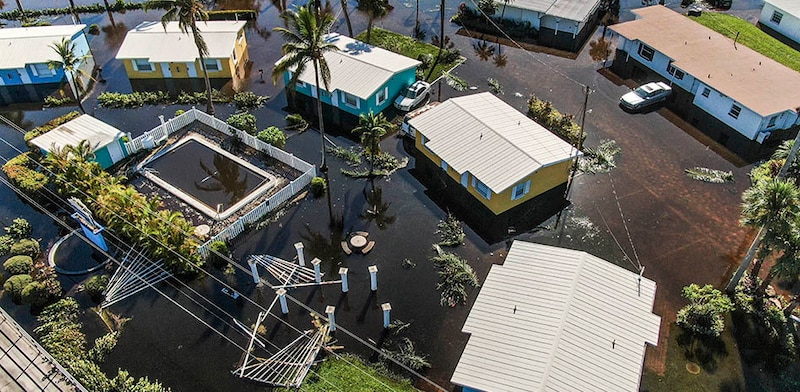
(339, 267, 349, 292)
(368, 265, 378, 291)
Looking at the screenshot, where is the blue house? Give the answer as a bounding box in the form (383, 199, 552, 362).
(278, 33, 420, 128)
(0, 24, 93, 103)
(30, 114, 129, 169)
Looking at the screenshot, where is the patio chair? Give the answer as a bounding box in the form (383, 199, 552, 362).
(361, 241, 375, 255)
(341, 241, 352, 255)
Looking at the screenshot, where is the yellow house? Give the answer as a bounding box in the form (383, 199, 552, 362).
(115, 21, 248, 80)
(408, 92, 580, 215)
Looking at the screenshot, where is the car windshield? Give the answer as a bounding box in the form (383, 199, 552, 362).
(403, 89, 418, 99)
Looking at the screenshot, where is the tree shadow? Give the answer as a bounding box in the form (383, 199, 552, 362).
(359, 185, 396, 230)
(299, 225, 345, 277)
(676, 329, 729, 373)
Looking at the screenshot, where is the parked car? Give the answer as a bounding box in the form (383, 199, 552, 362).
(394, 81, 431, 111)
(619, 81, 672, 111)
(401, 102, 440, 138)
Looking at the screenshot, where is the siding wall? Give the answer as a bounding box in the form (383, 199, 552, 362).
(759, 2, 800, 45)
(0, 30, 91, 87)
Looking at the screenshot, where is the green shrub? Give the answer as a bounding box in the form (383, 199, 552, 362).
(0, 235, 12, 256)
(22, 281, 52, 307)
(44, 95, 74, 107)
(233, 91, 268, 110)
(6, 218, 32, 240)
(84, 275, 109, 300)
(97, 91, 170, 108)
(226, 112, 257, 135)
(527, 96, 585, 146)
(174, 109, 185, 117)
(1, 153, 48, 193)
(88, 24, 100, 35)
(285, 113, 308, 131)
(4, 255, 33, 275)
(310, 177, 326, 197)
(10, 239, 40, 258)
(207, 241, 229, 269)
(257, 126, 286, 148)
(4, 274, 32, 302)
(24, 111, 81, 142)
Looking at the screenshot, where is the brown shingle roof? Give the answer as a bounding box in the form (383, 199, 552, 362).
(611, 5, 800, 116)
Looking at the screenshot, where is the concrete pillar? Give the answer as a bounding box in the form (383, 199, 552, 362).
(326, 305, 336, 332)
(247, 259, 260, 284)
(294, 242, 305, 266)
(312, 258, 322, 283)
(277, 288, 288, 314)
(339, 267, 349, 292)
(381, 303, 392, 329)
(368, 265, 378, 291)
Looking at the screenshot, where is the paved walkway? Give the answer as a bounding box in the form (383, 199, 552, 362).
(0, 307, 85, 392)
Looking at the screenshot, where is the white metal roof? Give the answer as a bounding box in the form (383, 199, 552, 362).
(451, 241, 661, 392)
(408, 92, 578, 193)
(116, 21, 246, 62)
(507, 0, 600, 22)
(0, 24, 86, 69)
(765, 0, 800, 17)
(282, 33, 420, 99)
(30, 114, 124, 153)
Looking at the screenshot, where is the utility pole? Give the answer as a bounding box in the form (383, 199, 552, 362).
(563, 84, 590, 200)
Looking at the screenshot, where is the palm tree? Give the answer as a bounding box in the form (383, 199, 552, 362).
(68, 0, 81, 23)
(499, 0, 513, 23)
(358, 0, 390, 44)
(352, 111, 392, 177)
(758, 229, 800, 293)
(145, 0, 215, 115)
(48, 37, 92, 114)
(341, 0, 353, 36)
(273, 0, 339, 224)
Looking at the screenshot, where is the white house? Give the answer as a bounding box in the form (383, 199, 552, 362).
(611, 6, 800, 149)
(759, 0, 800, 47)
(451, 241, 661, 392)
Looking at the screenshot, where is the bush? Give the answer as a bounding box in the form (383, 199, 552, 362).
(6, 218, 32, 240)
(310, 177, 326, 197)
(1, 153, 48, 193)
(44, 95, 74, 107)
(24, 111, 81, 142)
(174, 109, 185, 117)
(257, 126, 286, 148)
(4, 255, 33, 275)
(0, 235, 14, 256)
(207, 241, 229, 269)
(10, 239, 40, 258)
(527, 96, 585, 146)
(676, 284, 733, 338)
(233, 91, 268, 110)
(97, 91, 169, 108)
(22, 281, 52, 307)
(84, 275, 109, 300)
(88, 24, 100, 35)
(436, 214, 465, 247)
(285, 113, 308, 131)
(4, 274, 32, 302)
(226, 113, 257, 135)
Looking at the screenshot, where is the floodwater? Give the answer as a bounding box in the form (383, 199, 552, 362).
(0, 0, 775, 390)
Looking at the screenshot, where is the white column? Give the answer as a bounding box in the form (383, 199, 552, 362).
(247, 259, 260, 284)
(339, 267, 349, 292)
(326, 305, 336, 332)
(381, 303, 391, 329)
(368, 265, 378, 291)
(312, 258, 322, 283)
(294, 242, 305, 266)
(277, 288, 288, 314)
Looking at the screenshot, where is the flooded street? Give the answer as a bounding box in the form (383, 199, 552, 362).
(0, 0, 774, 390)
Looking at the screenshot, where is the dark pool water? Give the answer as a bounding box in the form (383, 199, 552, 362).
(146, 139, 269, 211)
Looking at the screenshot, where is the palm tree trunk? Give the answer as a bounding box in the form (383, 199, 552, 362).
(440, 0, 445, 46)
(500, 3, 506, 24)
(367, 17, 374, 43)
(69, 71, 86, 113)
(312, 60, 334, 225)
(197, 51, 215, 115)
(68, 0, 81, 23)
(758, 268, 777, 294)
(415, 0, 420, 38)
(341, 0, 353, 37)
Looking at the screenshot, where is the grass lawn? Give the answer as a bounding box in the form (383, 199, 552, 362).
(689, 12, 800, 72)
(287, 354, 417, 391)
(640, 317, 746, 392)
(355, 28, 460, 83)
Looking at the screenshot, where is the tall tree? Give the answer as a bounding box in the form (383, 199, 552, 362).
(358, 0, 389, 44)
(145, 0, 215, 115)
(68, 0, 81, 23)
(499, 0, 512, 23)
(341, 0, 353, 36)
(48, 37, 92, 113)
(352, 111, 392, 177)
(273, 0, 339, 224)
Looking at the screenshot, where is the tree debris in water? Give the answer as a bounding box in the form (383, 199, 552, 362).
(685, 167, 734, 183)
(579, 139, 620, 174)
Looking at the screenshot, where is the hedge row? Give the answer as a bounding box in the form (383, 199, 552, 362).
(23, 111, 81, 142)
(1, 152, 48, 193)
(97, 90, 268, 110)
(0, 1, 150, 21)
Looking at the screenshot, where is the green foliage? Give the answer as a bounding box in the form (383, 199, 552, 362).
(0, 1, 148, 21)
(750, 159, 782, 185)
(10, 238, 40, 258)
(285, 353, 415, 392)
(487, 77, 503, 95)
(310, 177, 326, 198)
(1, 152, 48, 193)
(0, 235, 12, 256)
(207, 241, 229, 269)
(232, 91, 269, 110)
(327, 146, 362, 166)
(4, 274, 33, 302)
(174, 109, 185, 117)
(84, 275, 109, 300)
(88, 23, 100, 35)
(97, 90, 231, 108)
(430, 245, 480, 307)
(355, 28, 462, 82)
(257, 126, 287, 148)
(528, 95, 585, 146)
(23, 111, 81, 142)
(21, 281, 52, 307)
(89, 332, 119, 363)
(676, 284, 733, 338)
(3, 255, 33, 275)
(226, 112, 257, 135)
(381, 337, 431, 370)
(285, 113, 308, 131)
(44, 95, 74, 107)
(6, 218, 32, 240)
(579, 139, 620, 174)
(685, 167, 734, 183)
(436, 213, 465, 246)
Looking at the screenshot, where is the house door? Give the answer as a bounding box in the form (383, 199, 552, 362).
(106, 141, 124, 164)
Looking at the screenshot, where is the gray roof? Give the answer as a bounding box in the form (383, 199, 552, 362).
(0, 24, 86, 69)
(451, 241, 661, 392)
(408, 92, 577, 194)
(30, 114, 124, 153)
(116, 21, 246, 62)
(282, 33, 420, 99)
(509, 0, 601, 22)
(766, 0, 800, 17)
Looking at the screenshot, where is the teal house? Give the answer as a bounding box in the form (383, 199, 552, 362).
(30, 114, 129, 169)
(278, 33, 420, 128)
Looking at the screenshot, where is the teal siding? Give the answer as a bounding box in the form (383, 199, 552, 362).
(94, 147, 113, 169)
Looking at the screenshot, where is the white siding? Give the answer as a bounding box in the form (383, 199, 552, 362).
(760, 2, 800, 45)
(693, 85, 766, 140)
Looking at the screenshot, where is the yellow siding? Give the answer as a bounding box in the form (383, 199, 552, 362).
(415, 129, 574, 215)
(229, 28, 249, 79)
(123, 59, 165, 79)
(195, 58, 232, 79)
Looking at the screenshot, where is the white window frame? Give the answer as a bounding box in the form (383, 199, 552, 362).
(511, 180, 531, 201)
(203, 59, 221, 72)
(638, 43, 655, 62)
(701, 87, 710, 98)
(133, 59, 153, 72)
(472, 177, 492, 200)
(343, 92, 360, 109)
(667, 63, 684, 80)
(728, 104, 742, 119)
(772, 10, 783, 24)
(376, 87, 388, 106)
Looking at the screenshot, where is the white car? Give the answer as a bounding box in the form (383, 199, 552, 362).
(394, 81, 431, 111)
(619, 81, 672, 111)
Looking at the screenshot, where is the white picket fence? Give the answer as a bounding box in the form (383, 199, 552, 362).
(124, 108, 316, 258)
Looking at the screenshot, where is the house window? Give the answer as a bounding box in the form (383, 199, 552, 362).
(728, 104, 742, 119)
(768, 115, 778, 128)
(638, 43, 655, 61)
(511, 180, 531, 201)
(701, 87, 710, 98)
(203, 59, 220, 72)
(134, 59, 153, 71)
(420, 134, 430, 151)
(237, 30, 245, 43)
(772, 11, 783, 24)
(667, 63, 684, 80)
(376, 87, 388, 106)
(441, 160, 448, 171)
(472, 178, 492, 199)
(33, 63, 53, 76)
(232, 49, 238, 64)
(343, 92, 359, 108)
